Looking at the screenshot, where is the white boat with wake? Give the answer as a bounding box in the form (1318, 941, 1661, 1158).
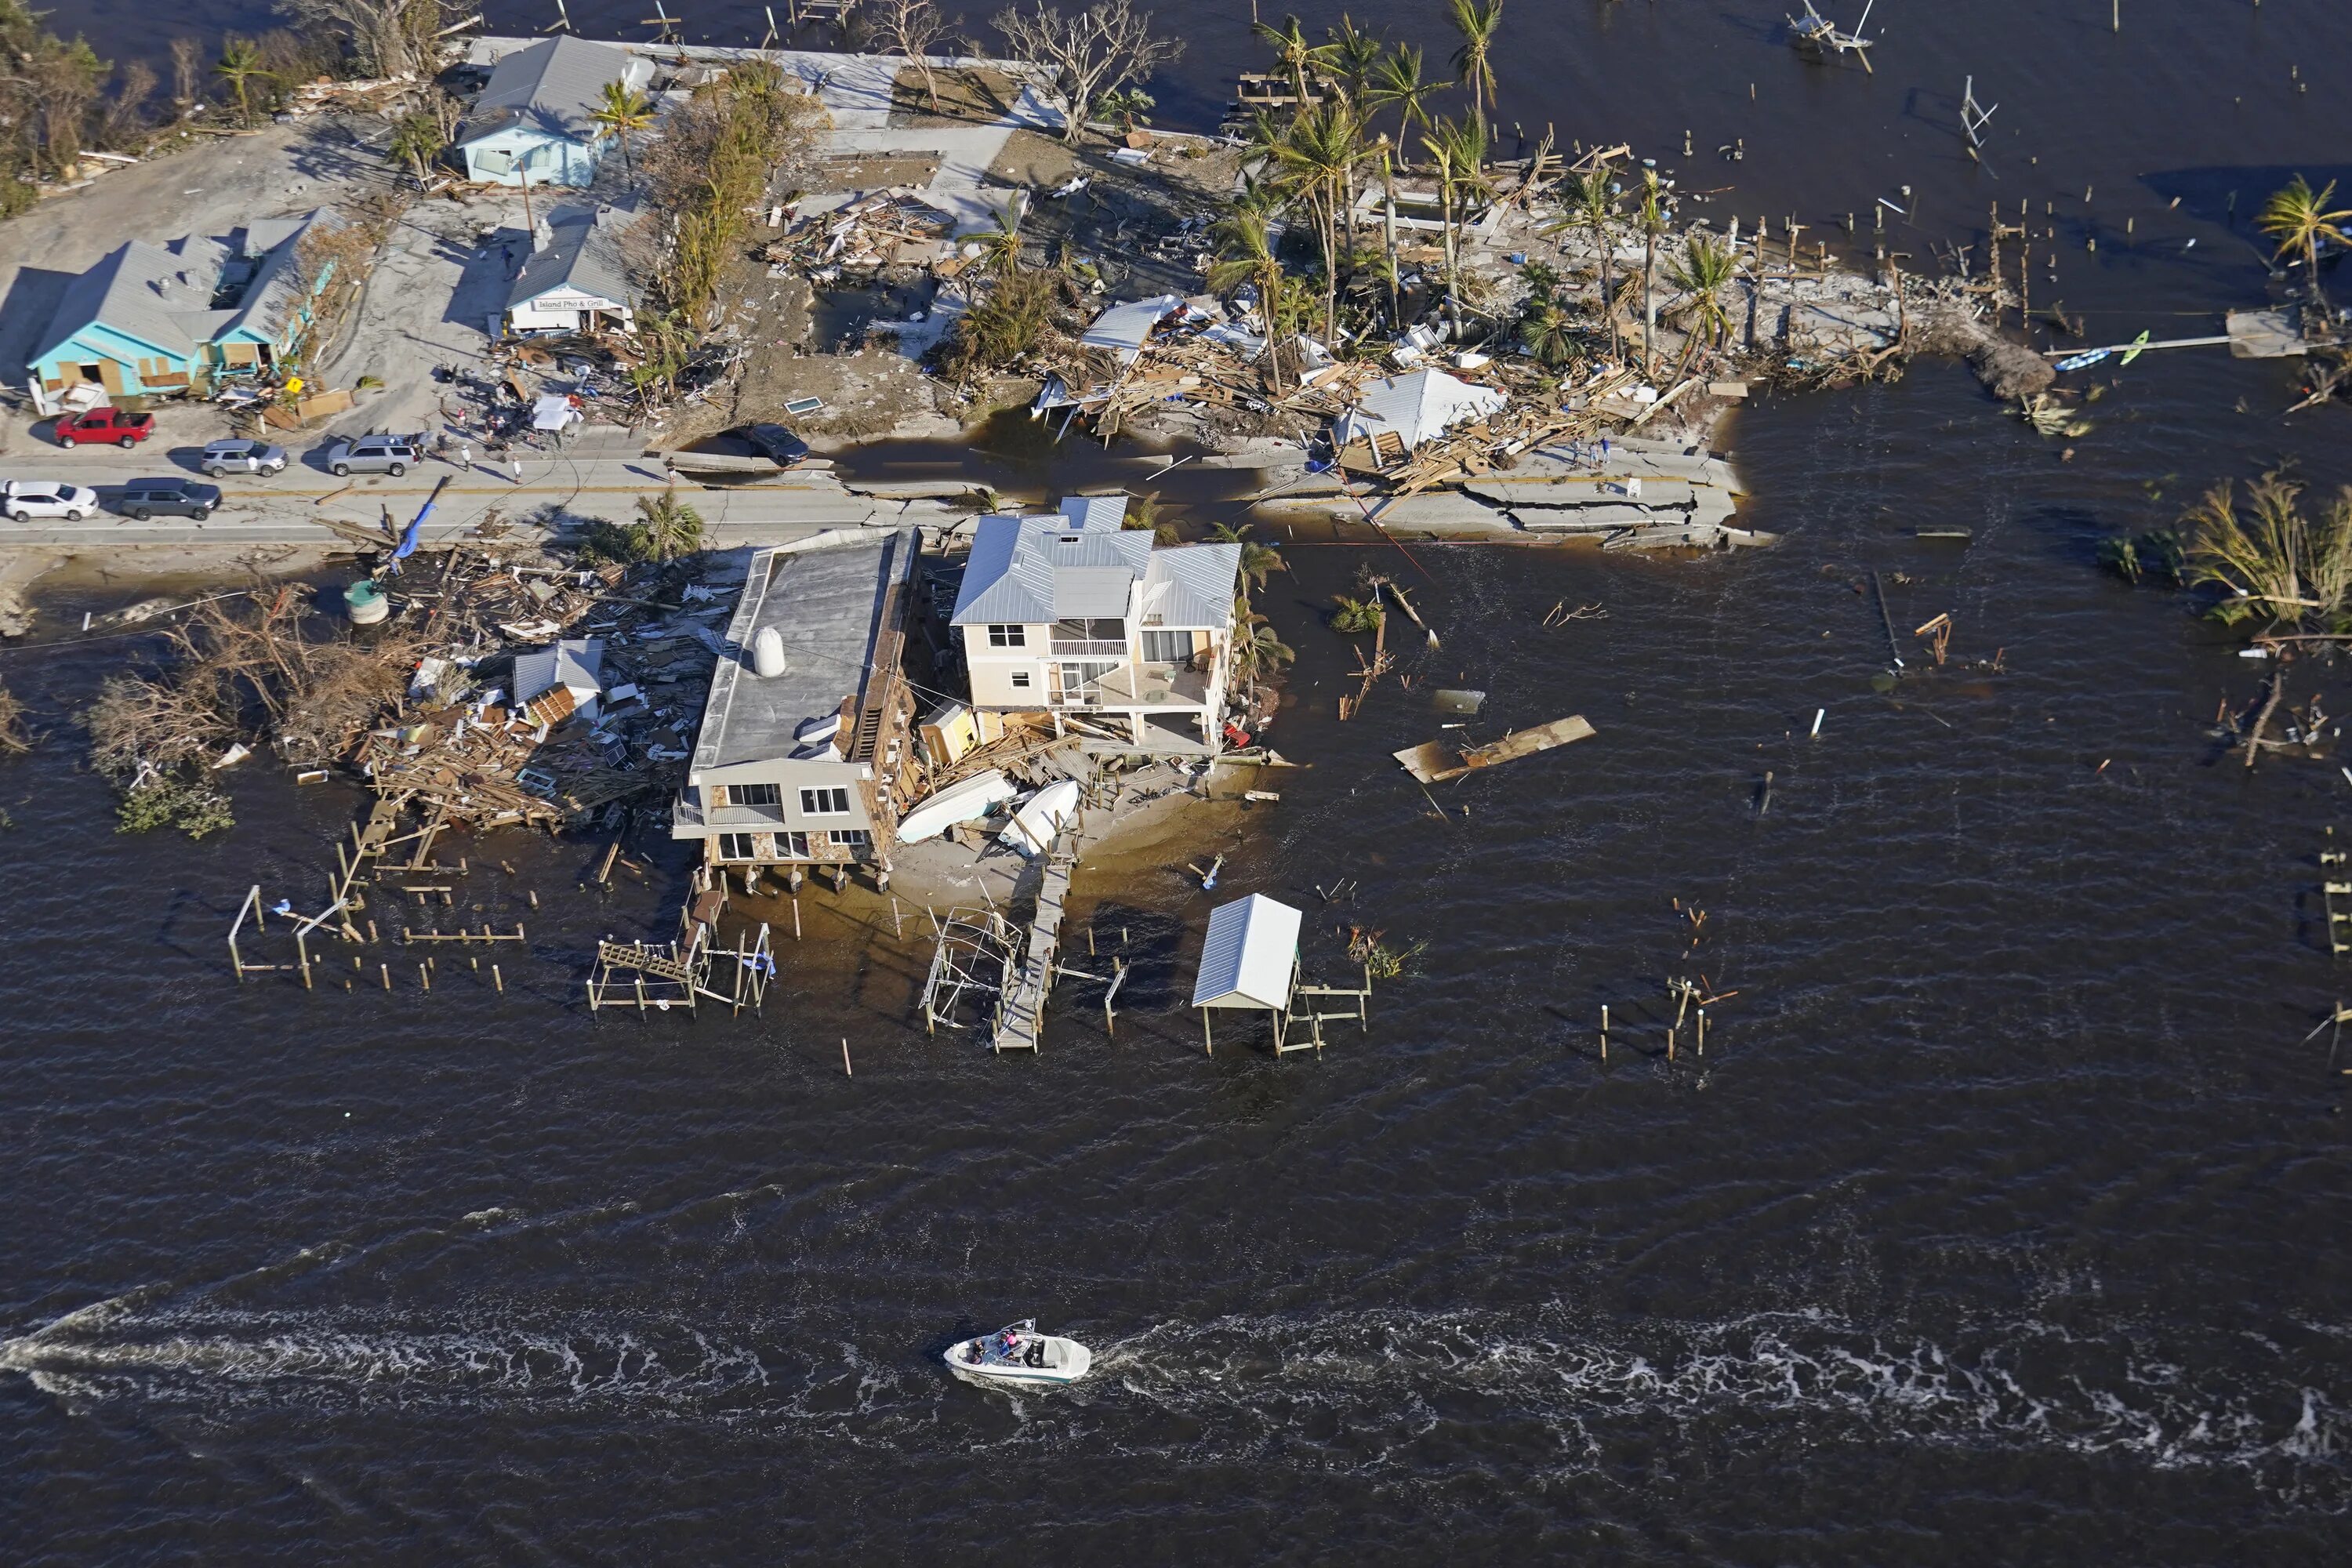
(943, 1319, 1093, 1386)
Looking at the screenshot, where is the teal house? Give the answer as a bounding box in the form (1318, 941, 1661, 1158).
(28, 210, 341, 400)
(456, 36, 649, 189)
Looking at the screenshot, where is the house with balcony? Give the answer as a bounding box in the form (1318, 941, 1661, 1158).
(672, 531, 921, 880)
(949, 497, 1243, 754)
(456, 35, 650, 189)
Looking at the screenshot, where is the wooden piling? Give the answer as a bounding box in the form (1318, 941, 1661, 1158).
(841, 1037, 853, 1076)
(381, 963, 390, 989)
(419, 963, 430, 992)
(493, 964, 503, 993)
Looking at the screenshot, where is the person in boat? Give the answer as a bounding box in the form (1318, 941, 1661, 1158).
(997, 1329, 1022, 1360)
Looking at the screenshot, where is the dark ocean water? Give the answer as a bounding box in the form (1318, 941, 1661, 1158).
(7, 2, 2352, 1561)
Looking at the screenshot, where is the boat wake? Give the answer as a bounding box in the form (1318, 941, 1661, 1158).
(4, 1289, 2339, 1504)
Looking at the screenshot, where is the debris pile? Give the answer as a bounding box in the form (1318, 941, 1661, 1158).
(339, 542, 737, 833)
(764, 191, 964, 283)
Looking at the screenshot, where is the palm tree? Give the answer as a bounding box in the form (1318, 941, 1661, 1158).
(1211, 521, 1286, 613)
(1664, 232, 1738, 376)
(1633, 169, 1668, 377)
(1254, 13, 1316, 108)
(214, 37, 269, 129)
(1314, 15, 1385, 108)
(2257, 175, 2352, 320)
(386, 111, 446, 190)
(971, 197, 1027, 279)
(1446, 0, 1504, 139)
(1365, 42, 1436, 147)
(1270, 102, 1367, 351)
(636, 490, 706, 561)
(1209, 195, 1289, 391)
(591, 80, 655, 183)
(1232, 613, 1298, 684)
(1545, 165, 1621, 360)
(1520, 296, 1576, 368)
(1421, 115, 1490, 314)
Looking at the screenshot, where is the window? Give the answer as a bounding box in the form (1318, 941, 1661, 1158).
(1009, 670, 1033, 690)
(717, 833, 757, 861)
(830, 829, 872, 848)
(988, 625, 1026, 648)
(800, 787, 852, 816)
(729, 782, 782, 808)
(777, 831, 809, 859)
(1142, 630, 1191, 662)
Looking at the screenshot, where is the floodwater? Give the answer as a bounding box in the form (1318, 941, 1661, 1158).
(9, 2, 2352, 1560)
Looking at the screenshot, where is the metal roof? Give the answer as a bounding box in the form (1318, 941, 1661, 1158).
(950, 514, 1152, 626)
(1080, 294, 1181, 361)
(509, 204, 637, 311)
(1138, 543, 1241, 630)
(513, 637, 604, 702)
(1334, 368, 1508, 452)
(459, 34, 639, 146)
(691, 532, 913, 776)
(1058, 494, 1129, 531)
(1191, 894, 1302, 1011)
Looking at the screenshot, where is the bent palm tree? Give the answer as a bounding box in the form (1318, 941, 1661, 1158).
(2257, 175, 2352, 320)
(1632, 169, 1668, 377)
(1209, 197, 1290, 391)
(590, 81, 655, 183)
(1446, 0, 1503, 139)
(1422, 115, 1490, 315)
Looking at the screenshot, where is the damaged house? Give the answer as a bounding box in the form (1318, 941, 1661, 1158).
(27, 209, 343, 400)
(673, 531, 923, 880)
(950, 497, 1243, 755)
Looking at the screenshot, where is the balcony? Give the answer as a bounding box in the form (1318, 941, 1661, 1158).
(1048, 637, 1129, 657)
(1094, 661, 1210, 709)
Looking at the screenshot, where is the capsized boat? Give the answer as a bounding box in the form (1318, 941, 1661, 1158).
(943, 1319, 1093, 1386)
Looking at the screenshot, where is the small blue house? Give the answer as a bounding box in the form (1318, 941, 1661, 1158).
(28, 211, 341, 400)
(457, 36, 649, 189)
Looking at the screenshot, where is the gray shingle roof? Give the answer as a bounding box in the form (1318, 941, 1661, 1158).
(460, 35, 637, 146)
(514, 637, 604, 702)
(29, 212, 334, 368)
(509, 205, 636, 312)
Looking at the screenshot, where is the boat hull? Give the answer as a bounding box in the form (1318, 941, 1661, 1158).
(943, 1334, 1093, 1386)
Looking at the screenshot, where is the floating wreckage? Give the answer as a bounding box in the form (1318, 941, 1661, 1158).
(1395, 715, 1596, 784)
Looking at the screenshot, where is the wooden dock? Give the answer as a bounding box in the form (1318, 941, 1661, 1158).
(991, 825, 1077, 1053)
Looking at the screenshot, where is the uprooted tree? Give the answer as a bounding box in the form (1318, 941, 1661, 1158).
(82, 584, 425, 838)
(990, 0, 1181, 146)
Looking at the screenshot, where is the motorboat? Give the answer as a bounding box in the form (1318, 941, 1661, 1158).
(943, 1319, 1093, 1386)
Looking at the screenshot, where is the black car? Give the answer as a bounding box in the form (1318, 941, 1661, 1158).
(114, 480, 223, 521)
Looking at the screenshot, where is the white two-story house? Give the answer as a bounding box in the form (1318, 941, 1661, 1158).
(949, 497, 1243, 753)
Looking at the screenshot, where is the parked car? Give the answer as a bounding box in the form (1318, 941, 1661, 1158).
(743, 423, 810, 466)
(54, 407, 154, 448)
(113, 479, 221, 521)
(321, 436, 420, 477)
(1, 481, 99, 521)
(200, 438, 289, 477)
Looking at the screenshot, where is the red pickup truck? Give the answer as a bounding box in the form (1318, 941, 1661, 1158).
(54, 408, 154, 448)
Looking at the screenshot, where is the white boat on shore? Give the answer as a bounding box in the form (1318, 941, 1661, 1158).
(943, 1319, 1093, 1387)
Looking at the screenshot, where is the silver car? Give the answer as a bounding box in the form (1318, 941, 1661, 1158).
(321, 437, 421, 477)
(201, 438, 289, 477)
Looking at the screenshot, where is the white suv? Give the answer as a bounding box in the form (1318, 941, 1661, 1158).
(2, 481, 98, 521)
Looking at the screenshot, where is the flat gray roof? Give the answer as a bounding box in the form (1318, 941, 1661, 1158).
(691, 532, 913, 778)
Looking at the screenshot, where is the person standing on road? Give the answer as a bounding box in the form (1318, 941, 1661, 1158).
(459, 441, 473, 472)
(510, 455, 523, 485)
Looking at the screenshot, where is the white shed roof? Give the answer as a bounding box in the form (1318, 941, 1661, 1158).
(1080, 293, 1181, 362)
(514, 637, 603, 702)
(1334, 368, 1508, 452)
(1191, 893, 1302, 1011)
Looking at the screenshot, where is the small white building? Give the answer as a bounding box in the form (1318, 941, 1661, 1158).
(949, 496, 1242, 754)
(1191, 893, 1304, 1053)
(514, 637, 604, 722)
(507, 204, 637, 336)
(457, 36, 650, 189)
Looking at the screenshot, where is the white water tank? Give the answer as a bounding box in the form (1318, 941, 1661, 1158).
(751, 626, 786, 677)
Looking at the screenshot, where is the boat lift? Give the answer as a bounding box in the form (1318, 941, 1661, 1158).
(1788, 0, 1877, 71)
